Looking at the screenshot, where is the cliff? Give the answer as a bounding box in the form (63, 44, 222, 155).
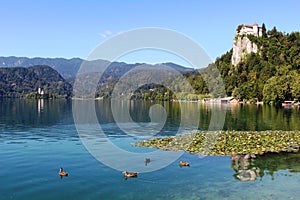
(231, 23, 261, 66)
(231, 35, 258, 66)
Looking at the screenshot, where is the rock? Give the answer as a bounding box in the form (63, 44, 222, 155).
(244, 154, 251, 160)
(232, 154, 242, 161)
(232, 153, 256, 162)
(250, 154, 256, 159)
(236, 169, 257, 182)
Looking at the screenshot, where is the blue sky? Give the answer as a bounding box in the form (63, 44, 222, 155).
(1, 0, 299, 66)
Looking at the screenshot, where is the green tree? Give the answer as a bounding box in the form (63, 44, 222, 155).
(263, 66, 298, 104)
(261, 23, 267, 38)
(290, 73, 300, 101)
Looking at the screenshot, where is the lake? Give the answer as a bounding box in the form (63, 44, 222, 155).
(1, 98, 300, 199)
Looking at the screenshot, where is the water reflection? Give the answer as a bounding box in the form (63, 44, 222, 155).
(0, 98, 72, 128)
(37, 99, 44, 113)
(95, 100, 195, 136)
(1, 99, 300, 142)
(222, 104, 300, 131)
(231, 152, 300, 182)
(198, 103, 300, 131)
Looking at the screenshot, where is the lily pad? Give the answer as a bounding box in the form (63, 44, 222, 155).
(133, 130, 300, 156)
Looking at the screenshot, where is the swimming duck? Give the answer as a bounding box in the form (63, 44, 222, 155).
(179, 160, 190, 167)
(59, 167, 68, 176)
(144, 158, 151, 166)
(122, 171, 138, 178)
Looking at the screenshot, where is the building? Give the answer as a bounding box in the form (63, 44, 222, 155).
(37, 87, 44, 95)
(237, 22, 262, 37)
(220, 97, 239, 104)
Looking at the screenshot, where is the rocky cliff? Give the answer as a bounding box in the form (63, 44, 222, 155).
(231, 23, 261, 66)
(231, 35, 258, 66)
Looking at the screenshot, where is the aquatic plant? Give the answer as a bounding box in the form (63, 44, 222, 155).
(133, 130, 300, 156)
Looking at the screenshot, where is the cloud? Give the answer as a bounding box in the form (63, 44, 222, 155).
(99, 30, 113, 38)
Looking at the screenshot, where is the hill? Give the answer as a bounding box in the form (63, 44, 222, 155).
(215, 24, 300, 104)
(0, 65, 72, 98)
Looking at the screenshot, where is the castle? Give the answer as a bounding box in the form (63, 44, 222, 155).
(237, 22, 262, 37)
(231, 22, 262, 66)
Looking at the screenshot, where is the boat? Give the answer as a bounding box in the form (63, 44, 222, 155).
(282, 100, 293, 108)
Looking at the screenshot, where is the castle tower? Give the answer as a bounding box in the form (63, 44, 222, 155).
(253, 22, 259, 36)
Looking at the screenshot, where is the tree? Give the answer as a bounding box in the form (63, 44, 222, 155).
(267, 26, 279, 38)
(290, 73, 300, 101)
(263, 76, 284, 104)
(261, 23, 267, 38)
(263, 66, 299, 104)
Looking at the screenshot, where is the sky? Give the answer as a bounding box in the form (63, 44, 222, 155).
(1, 0, 300, 67)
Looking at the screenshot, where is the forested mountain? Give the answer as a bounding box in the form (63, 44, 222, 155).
(0, 58, 194, 99)
(0, 65, 72, 98)
(0, 57, 83, 79)
(0, 57, 193, 79)
(215, 25, 300, 104)
(0, 57, 194, 99)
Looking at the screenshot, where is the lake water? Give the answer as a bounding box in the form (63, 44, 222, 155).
(1, 99, 300, 199)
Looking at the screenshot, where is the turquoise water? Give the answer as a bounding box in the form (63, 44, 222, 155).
(1, 99, 300, 199)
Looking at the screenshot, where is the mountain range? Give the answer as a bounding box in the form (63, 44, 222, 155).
(0, 56, 194, 79)
(0, 56, 196, 98)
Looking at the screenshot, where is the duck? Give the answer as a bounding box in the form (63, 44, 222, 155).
(59, 167, 68, 176)
(144, 158, 151, 166)
(122, 171, 138, 178)
(179, 160, 190, 167)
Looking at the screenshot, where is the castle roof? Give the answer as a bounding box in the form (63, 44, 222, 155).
(244, 24, 253, 28)
(242, 22, 259, 30)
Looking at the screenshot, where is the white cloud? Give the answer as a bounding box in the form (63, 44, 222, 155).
(105, 30, 112, 35)
(99, 30, 113, 38)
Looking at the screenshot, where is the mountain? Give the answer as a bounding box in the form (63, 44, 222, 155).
(0, 56, 83, 79)
(0, 65, 72, 98)
(0, 56, 194, 79)
(161, 62, 195, 72)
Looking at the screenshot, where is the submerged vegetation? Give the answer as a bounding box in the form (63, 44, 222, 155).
(133, 130, 300, 156)
(231, 152, 300, 182)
